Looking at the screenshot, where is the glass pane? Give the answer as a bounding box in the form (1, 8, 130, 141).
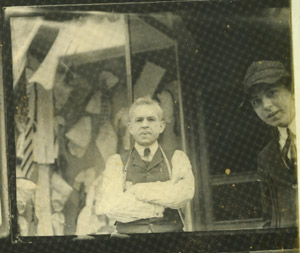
(212, 181, 263, 222)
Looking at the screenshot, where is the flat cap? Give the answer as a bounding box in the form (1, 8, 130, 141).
(243, 61, 289, 92)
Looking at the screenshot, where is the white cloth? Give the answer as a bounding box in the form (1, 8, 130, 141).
(95, 149, 195, 223)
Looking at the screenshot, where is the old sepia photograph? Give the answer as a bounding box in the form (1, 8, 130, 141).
(0, 0, 299, 251)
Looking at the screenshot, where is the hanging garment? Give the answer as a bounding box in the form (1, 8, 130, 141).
(65, 117, 92, 158)
(16, 178, 37, 215)
(95, 122, 117, 163)
(17, 84, 36, 178)
(53, 82, 73, 111)
(134, 61, 166, 99)
(51, 212, 65, 236)
(85, 91, 102, 115)
(51, 173, 73, 213)
(99, 71, 119, 90)
(99, 88, 111, 125)
(10, 17, 43, 88)
(18, 215, 29, 236)
(33, 84, 56, 164)
(157, 90, 181, 155)
(76, 174, 114, 235)
(35, 165, 53, 236)
(157, 90, 174, 124)
(28, 23, 78, 90)
(74, 167, 97, 194)
(113, 107, 131, 151)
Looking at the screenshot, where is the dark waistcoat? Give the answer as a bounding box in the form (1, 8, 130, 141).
(116, 148, 183, 234)
(259, 139, 298, 228)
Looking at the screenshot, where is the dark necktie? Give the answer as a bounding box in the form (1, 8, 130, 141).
(282, 128, 297, 170)
(144, 148, 151, 160)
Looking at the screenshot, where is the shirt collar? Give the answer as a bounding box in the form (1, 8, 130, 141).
(134, 141, 158, 158)
(278, 118, 296, 138)
(278, 118, 296, 149)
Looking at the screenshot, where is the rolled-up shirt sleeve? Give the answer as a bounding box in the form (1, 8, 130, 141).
(95, 154, 164, 223)
(127, 150, 195, 209)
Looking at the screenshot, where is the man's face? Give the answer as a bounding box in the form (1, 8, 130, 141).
(249, 83, 295, 127)
(129, 104, 165, 146)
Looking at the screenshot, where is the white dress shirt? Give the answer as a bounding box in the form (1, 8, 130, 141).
(95, 145, 195, 223)
(278, 118, 296, 160)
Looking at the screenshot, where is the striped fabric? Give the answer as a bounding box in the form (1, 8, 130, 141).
(20, 120, 35, 177)
(20, 84, 37, 178)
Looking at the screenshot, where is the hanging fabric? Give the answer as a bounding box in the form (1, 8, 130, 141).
(18, 84, 36, 178)
(95, 122, 118, 163)
(85, 91, 102, 114)
(65, 117, 92, 158)
(134, 61, 166, 99)
(35, 165, 53, 236)
(11, 17, 43, 88)
(33, 84, 55, 164)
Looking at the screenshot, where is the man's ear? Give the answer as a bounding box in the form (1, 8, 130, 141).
(159, 120, 166, 134)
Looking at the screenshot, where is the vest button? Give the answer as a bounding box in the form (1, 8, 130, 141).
(292, 184, 297, 189)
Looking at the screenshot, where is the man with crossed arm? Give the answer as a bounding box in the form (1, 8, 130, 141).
(96, 96, 195, 234)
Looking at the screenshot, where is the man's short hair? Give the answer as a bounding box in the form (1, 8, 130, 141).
(129, 96, 164, 121)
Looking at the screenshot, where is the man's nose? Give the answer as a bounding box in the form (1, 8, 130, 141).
(262, 96, 273, 110)
(141, 119, 149, 127)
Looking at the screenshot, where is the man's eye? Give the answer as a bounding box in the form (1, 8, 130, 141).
(135, 118, 143, 122)
(267, 89, 277, 97)
(148, 117, 156, 121)
(251, 99, 261, 107)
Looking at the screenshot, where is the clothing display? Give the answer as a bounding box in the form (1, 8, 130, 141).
(10, 17, 43, 88)
(99, 71, 119, 90)
(16, 178, 37, 215)
(157, 90, 181, 155)
(51, 212, 65, 236)
(53, 80, 73, 111)
(113, 107, 131, 151)
(85, 91, 102, 114)
(18, 216, 29, 236)
(11, 13, 188, 236)
(28, 23, 78, 90)
(35, 165, 53, 236)
(95, 122, 118, 163)
(51, 173, 73, 212)
(33, 84, 56, 164)
(17, 84, 36, 178)
(95, 142, 194, 233)
(259, 127, 298, 228)
(65, 117, 92, 158)
(134, 61, 166, 99)
(76, 174, 105, 235)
